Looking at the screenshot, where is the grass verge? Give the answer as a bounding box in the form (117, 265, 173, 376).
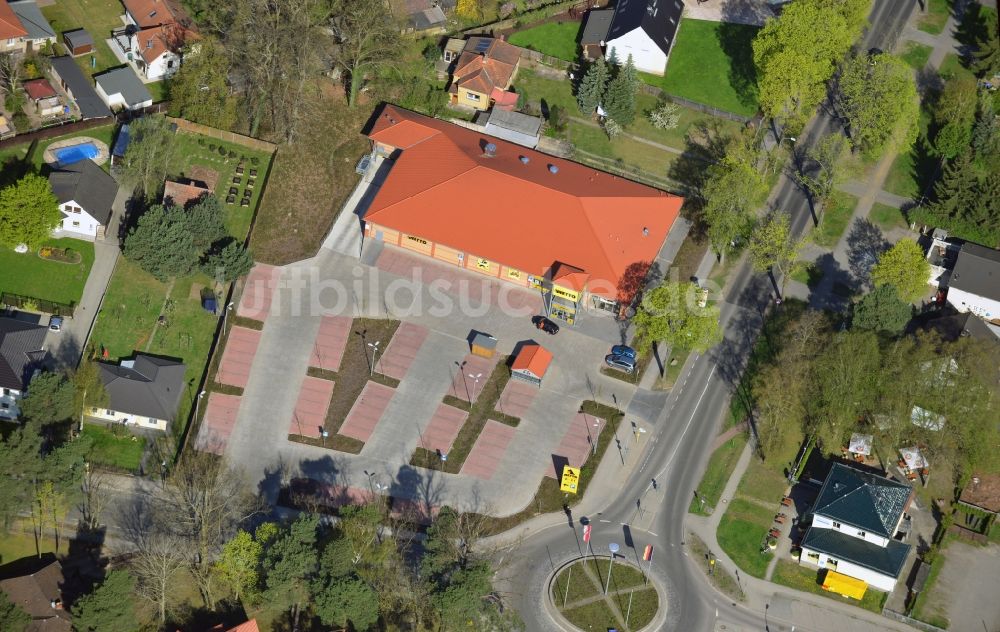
(899, 41, 933, 70)
(555, 559, 657, 632)
(911, 541, 951, 629)
(771, 561, 888, 614)
(689, 435, 746, 515)
(869, 202, 908, 232)
(716, 498, 774, 578)
(813, 191, 858, 248)
(686, 531, 745, 601)
(917, 0, 952, 34)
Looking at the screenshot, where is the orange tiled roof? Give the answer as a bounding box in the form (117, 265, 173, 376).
(551, 263, 589, 292)
(136, 23, 189, 64)
(365, 105, 682, 298)
(0, 2, 28, 40)
(512, 343, 552, 377)
(452, 38, 520, 96)
(23, 78, 57, 100)
(163, 179, 210, 207)
(124, 0, 179, 28)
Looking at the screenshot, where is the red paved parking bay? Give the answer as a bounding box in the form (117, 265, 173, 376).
(195, 393, 242, 455)
(217, 327, 262, 389)
(461, 421, 516, 480)
(290, 376, 335, 438)
(339, 382, 395, 442)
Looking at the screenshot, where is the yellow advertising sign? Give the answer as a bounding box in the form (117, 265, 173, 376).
(553, 285, 581, 302)
(560, 465, 580, 494)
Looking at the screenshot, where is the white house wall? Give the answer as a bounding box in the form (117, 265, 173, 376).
(813, 514, 890, 547)
(799, 548, 898, 592)
(88, 407, 168, 431)
(56, 200, 100, 239)
(144, 50, 179, 81)
(605, 29, 668, 75)
(947, 287, 1000, 321)
(0, 387, 23, 420)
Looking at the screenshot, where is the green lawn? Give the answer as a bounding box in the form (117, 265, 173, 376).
(869, 202, 908, 232)
(938, 52, 976, 81)
(899, 41, 933, 70)
(0, 529, 68, 565)
(790, 261, 823, 287)
(689, 436, 746, 515)
(883, 108, 934, 199)
(813, 191, 858, 248)
(147, 80, 169, 103)
(717, 498, 774, 578)
(509, 21, 579, 61)
(41, 0, 127, 78)
(771, 561, 888, 614)
(568, 120, 678, 178)
(89, 259, 216, 442)
(917, 0, 952, 34)
(648, 18, 760, 117)
(0, 238, 94, 305)
(736, 457, 790, 505)
(82, 423, 147, 472)
(166, 132, 274, 240)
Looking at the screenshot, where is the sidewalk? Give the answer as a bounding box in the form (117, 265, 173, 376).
(685, 442, 921, 632)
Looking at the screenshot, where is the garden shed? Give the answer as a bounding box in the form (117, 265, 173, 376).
(510, 343, 552, 387)
(63, 28, 93, 56)
(470, 332, 497, 359)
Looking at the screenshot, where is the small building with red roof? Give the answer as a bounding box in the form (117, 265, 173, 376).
(23, 78, 61, 117)
(511, 343, 553, 387)
(449, 36, 522, 111)
(163, 178, 211, 208)
(362, 104, 683, 325)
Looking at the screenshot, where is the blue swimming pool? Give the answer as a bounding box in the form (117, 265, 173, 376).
(54, 142, 100, 167)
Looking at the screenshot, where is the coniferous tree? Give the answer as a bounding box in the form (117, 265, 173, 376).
(576, 57, 609, 116)
(603, 54, 638, 126)
(918, 151, 978, 226)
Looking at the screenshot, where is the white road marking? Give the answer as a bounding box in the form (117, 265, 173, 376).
(652, 365, 718, 483)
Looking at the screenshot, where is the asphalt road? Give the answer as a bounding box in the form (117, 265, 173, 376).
(503, 2, 917, 630)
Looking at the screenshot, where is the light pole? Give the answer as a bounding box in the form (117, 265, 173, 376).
(363, 469, 377, 498)
(320, 427, 329, 447)
(194, 390, 207, 419)
(367, 340, 380, 376)
(468, 372, 482, 402)
(604, 542, 620, 594)
(221, 300, 235, 331)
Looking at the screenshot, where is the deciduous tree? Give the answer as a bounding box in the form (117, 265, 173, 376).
(131, 534, 187, 625)
(632, 282, 723, 353)
(0, 173, 60, 249)
(648, 99, 680, 130)
(329, 0, 402, 107)
(852, 284, 913, 334)
(216, 529, 263, 602)
(120, 116, 177, 200)
(748, 212, 805, 297)
(168, 39, 237, 130)
(870, 239, 931, 302)
(701, 133, 768, 257)
(838, 53, 918, 158)
(72, 570, 138, 632)
(795, 134, 847, 208)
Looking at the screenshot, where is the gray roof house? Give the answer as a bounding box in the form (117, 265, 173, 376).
(799, 463, 913, 592)
(97, 354, 186, 431)
(48, 56, 112, 120)
(947, 243, 1000, 322)
(49, 159, 118, 227)
(603, 0, 684, 75)
(483, 108, 542, 149)
(94, 67, 153, 111)
(8, 0, 56, 48)
(0, 316, 47, 420)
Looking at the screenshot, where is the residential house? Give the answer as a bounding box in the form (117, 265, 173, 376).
(94, 66, 153, 110)
(924, 228, 960, 288)
(0, 559, 72, 631)
(48, 56, 112, 120)
(604, 0, 684, 75)
(799, 463, 913, 592)
(0, 316, 47, 421)
(0, 1, 27, 54)
(362, 104, 683, 324)
(49, 159, 118, 241)
(396, 0, 446, 33)
(8, 1, 54, 52)
(917, 309, 1000, 345)
(958, 473, 1000, 533)
(91, 354, 186, 432)
(482, 108, 542, 149)
(22, 78, 62, 117)
(580, 8, 615, 60)
(162, 177, 210, 208)
(946, 242, 1000, 323)
(113, 0, 196, 81)
(448, 37, 522, 111)
(63, 28, 93, 56)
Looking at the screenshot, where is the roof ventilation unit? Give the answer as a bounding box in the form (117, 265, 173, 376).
(484, 142, 497, 158)
(548, 164, 559, 174)
(519, 155, 529, 164)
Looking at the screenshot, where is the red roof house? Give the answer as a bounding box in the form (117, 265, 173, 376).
(449, 37, 522, 111)
(23, 78, 57, 101)
(0, 2, 28, 43)
(363, 104, 682, 320)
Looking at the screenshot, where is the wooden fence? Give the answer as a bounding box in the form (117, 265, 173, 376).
(519, 49, 572, 69)
(637, 84, 754, 124)
(166, 117, 277, 154)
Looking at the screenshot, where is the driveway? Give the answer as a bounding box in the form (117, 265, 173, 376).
(45, 182, 131, 369)
(921, 540, 1000, 631)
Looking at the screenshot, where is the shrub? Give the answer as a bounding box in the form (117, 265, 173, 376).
(250, 156, 259, 165)
(648, 100, 681, 130)
(208, 143, 216, 151)
(197, 137, 206, 146)
(218, 145, 227, 156)
(227, 149, 236, 158)
(12, 111, 29, 132)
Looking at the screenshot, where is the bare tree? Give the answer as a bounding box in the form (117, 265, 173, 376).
(156, 452, 261, 609)
(78, 466, 109, 532)
(0, 53, 21, 101)
(329, 0, 402, 107)
(130, 533, 187, 624)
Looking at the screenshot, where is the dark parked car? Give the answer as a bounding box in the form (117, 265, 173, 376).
(532, 315, 559, 335)
(611, 345, 637, 360)
(605, 354, 636, 373)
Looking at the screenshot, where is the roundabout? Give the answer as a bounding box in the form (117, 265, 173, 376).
(547, 556, 664, 631)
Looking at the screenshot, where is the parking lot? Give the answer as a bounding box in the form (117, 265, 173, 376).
(219, 246, 637, 516)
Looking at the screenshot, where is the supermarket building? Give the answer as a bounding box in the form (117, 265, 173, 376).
(361, 105, 683, 324)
